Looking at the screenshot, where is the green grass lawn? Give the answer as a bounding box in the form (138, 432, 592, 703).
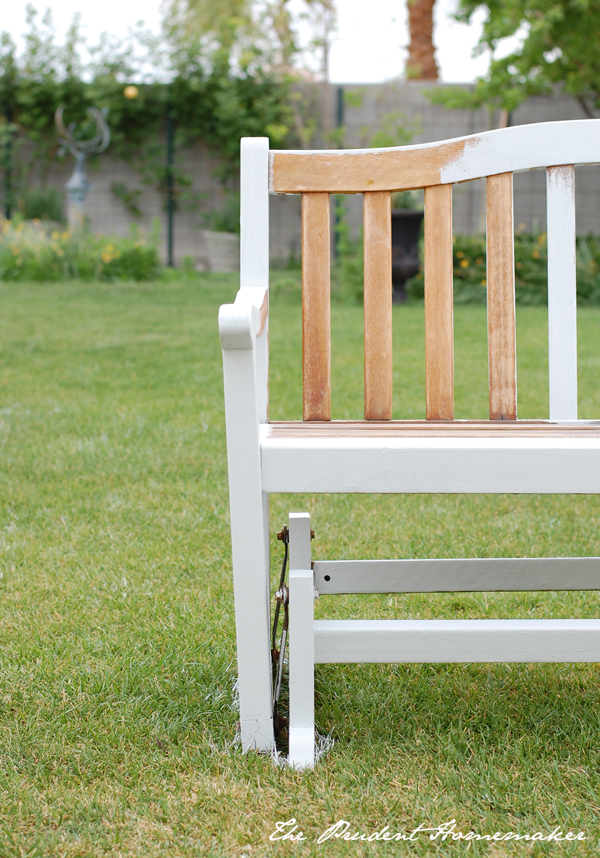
(2, 275, 600, 856)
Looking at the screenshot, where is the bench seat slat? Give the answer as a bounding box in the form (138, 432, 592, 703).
(260, 423, 600, 493)
(265, 420, 600, 438)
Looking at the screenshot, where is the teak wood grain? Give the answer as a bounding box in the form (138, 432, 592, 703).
(269, 120, 600, 194)
(363, 191, 393, 420)
(424, 184, 454, 420)
(270, 139, 466, 194)
(302, 192, 331, 421)
(266, 420, 600, 438)
(487, 173, 517, 420)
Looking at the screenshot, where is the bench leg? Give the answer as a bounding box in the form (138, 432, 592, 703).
(231, 490, 275, 752)
(223, 345, 275, 753)
(288, 512, 315, 769)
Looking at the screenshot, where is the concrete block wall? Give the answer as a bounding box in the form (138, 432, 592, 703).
(13, 83, 599, 268)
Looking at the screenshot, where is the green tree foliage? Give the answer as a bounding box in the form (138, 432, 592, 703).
(0, 3, 293, 204)
(430, 0, 600, 115)
(167, 0, 338, 146)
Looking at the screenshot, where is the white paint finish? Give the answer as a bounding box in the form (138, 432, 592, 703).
(241, 139, 270, 419)
(269, 120, 600, 190)
(221, 345, 274, 752)
(256, 318, 269, 424)
(240, 718, 278, 753)
(288, 513, 315, 769)
(441, 122, 600, 184)
(218, 301, 257, 350)
(314, 557, 600, 594)
(218, 287, 268, 351)
(241, 138, 269, 287)
(547, 166, 578, 421)
(260, 431, 600, 493)
(314, 619, 600, 663)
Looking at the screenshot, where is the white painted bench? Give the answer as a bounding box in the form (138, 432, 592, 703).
(219, 123, 600, 767)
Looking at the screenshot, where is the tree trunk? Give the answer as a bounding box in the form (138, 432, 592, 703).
(406, 0, 438, 81)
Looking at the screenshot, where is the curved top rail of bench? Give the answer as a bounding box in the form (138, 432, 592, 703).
(269, 119, 600, 194)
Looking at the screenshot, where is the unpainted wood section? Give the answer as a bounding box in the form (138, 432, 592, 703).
(302, 192, 331, 421)
(257, 289, 268, 337)
(271, 139, 466, 193)
(424, 184, 454, 420)
(266, 420, 600, 438)
(487, 173, 517, 420)
(363, 192, 393, 419)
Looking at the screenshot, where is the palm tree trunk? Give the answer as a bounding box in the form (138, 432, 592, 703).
(406, 0, 439, 81)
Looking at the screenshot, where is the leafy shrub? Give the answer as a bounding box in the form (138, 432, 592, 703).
(18, 187, 64, 222)
(406, 232, 600, 305)
(331, 199, 365, 303)
(0, 219, 161, 282)
(199, 193, 241, 235)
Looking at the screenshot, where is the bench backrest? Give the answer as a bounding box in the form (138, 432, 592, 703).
(253, 120, 600, 422)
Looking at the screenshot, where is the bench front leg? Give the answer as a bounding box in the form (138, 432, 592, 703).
(220, 294, 274, 752)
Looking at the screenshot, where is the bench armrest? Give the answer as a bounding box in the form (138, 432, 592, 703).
(218, 286, 268, 350)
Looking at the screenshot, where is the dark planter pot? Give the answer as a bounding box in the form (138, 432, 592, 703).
(391, 208, 424, 303)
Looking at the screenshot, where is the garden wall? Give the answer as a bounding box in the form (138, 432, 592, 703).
(24, 82, 600, 267)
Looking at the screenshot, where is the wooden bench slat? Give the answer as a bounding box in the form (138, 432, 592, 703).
(302, 192, 331, 421)
(487, 173, 517, 420)
(265, 420, 600, 438)
(424, 184, 454, 420)
(363, 191, 393, 420)
(547, 165, 578, 421)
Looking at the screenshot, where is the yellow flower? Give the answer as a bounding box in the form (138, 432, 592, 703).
(538, 233, 547, 245)
(456, 250, 464, 258)
(516, 262, 523, 269)
(56, 249, 64, 257)
(11, 246, 20, 255)
(532, 249, 540, 259)
(62, 231, 70, 240)
(52, 230, 61, 240)
(460, 258, 469, 268)
(105, 244, 114, 252)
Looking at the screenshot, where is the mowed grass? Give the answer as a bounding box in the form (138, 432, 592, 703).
(1, 276, 600, 856)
